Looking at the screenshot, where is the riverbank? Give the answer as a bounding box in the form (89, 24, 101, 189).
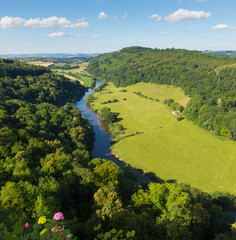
(75, 80, 154, 184)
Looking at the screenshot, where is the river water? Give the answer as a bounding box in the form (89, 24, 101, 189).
(75, 80, 152, 183)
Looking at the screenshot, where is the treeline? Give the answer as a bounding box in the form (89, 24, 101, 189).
(1, 59, 236, 240)
(87, 47, 236, 140)
(0, 58, 47, 78)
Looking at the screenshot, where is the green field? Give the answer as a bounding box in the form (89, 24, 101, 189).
(52, 69, 93, 87)
(91, 82, 236, 194)
(52, 62, 93, 87)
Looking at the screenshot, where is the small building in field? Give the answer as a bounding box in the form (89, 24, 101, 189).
(172, 110, 181, 115)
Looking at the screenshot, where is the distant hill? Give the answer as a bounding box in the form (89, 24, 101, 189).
(87, 46, 236, 140)
(0, 52, 100, 59)
(206, 50, 236, 58)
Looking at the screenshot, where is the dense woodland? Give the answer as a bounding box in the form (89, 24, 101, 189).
(0, 59, 236, 240)
(87, 47, 236, 140)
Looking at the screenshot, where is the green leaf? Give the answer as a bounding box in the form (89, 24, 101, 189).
(126, 232, 131, 238)
(3, 232, 14, 240)
(94, 224, 101, 231)
(40, 228, 50, 238)
(104, 232, 111, 239)
(44, 223, 53, 230)
(130, 230, 135, 237)
(110, 229, 116, 234)
(97, 233, 103, 239)
(13, 224, 23, 235)
(115, 230, 123, 238)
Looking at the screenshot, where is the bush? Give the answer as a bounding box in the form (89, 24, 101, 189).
(177, 116, 184, 121)
(164, 98, 174, 106)
(119, 89, 127, 92)
(99, 107, 118, 124)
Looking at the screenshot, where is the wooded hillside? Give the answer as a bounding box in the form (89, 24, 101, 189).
(87, 47, 236, 140)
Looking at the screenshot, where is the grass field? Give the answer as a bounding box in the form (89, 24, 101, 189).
(27, 61, 54, 67)
(91, 82, 236, 194)
(52, 62, 93, 87)
(70, 62, 89, 73)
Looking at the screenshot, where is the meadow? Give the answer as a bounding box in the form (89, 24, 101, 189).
(91, 82, 236, 194)
(52, 62, 93, 87)
(27, 61, 54, 67)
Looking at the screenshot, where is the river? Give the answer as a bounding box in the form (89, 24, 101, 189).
(75, 80, 236, 219)
(75, 80, 152, 183)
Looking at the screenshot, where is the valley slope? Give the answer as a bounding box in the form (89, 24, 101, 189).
(87, 47, 236, 140)
(87, 47, 236, 193)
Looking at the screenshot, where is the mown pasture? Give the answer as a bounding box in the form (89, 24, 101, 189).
(91, 82, 236, 193)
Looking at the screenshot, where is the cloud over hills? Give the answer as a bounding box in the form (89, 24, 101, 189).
(0, 16, 90, 29)
(165, 9, 211, 23)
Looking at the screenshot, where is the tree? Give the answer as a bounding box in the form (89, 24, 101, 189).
(94, 188, 122, 220)
(93, 163, 120, 188)
(99, 107, 118, 124)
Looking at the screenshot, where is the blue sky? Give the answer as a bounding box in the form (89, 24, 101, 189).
(0, 0, 235, 54)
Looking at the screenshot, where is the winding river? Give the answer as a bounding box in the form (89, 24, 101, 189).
(75, 80, 236, 219)
(75, 80, 152, 183)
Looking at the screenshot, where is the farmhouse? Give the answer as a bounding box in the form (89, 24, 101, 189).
(172, 110, 181, 115)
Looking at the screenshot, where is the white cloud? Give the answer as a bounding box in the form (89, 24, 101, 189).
(197, 0, 208, 2)
(92, 33, 102, 39)
(0, 16, 89, 29)
(156, 32, 168, 35)
(98, 12, 108, 19)
(76, 34, 85, 38)
(165, 9, 211, 23)
(123, 13, 128, 19)
(24, 16, 71, 28)
(148, 14, 162, 21)
(212, 24, 236, 31)
(48, 32, 66, 38)
(98, 11, 116, 20)
(62, 18, 90, 28)
(0, 16, 25, 28)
